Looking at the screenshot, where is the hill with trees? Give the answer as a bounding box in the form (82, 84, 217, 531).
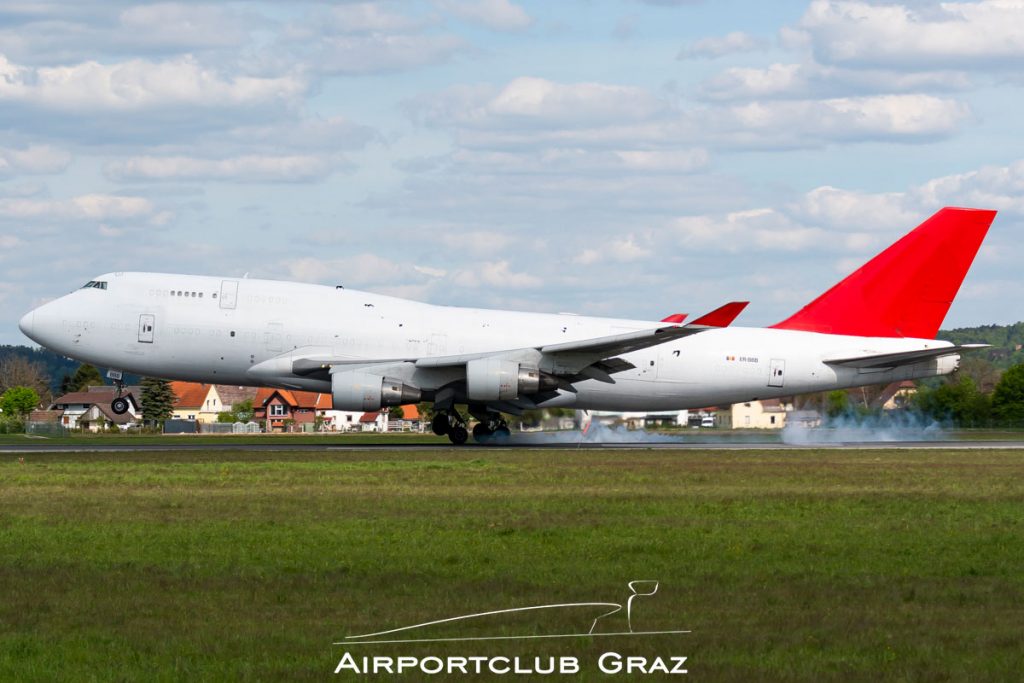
(938, 322, 1024, 369)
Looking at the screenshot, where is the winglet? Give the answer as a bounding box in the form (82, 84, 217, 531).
(690, 301, 748, 327)
(660, 313, 687, 324)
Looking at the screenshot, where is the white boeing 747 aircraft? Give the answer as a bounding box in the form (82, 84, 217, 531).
(19, 207, 995, 443)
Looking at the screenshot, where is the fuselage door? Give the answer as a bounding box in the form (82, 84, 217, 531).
(265, 322, 284, 353)
(138, 314, 155, 343)
(426, 334, 447, 356)
(220, 280, 238, 309)
(768, 358, 786, 387)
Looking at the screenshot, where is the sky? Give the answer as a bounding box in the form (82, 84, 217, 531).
(2, 0, 1023, 345)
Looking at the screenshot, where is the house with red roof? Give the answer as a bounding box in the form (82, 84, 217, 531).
(254, 388, 331, 432)
(170, 381, 209, 422)
(50, 386, 140, 431)
(170, 382, 260, 424)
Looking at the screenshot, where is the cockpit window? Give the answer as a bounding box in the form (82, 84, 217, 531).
(81, 281, 108, 290)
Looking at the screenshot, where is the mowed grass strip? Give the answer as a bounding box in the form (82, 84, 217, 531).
(1, 448, 1022, 681)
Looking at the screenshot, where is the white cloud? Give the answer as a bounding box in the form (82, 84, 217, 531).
(788, 185, 920, 232)
(451, 260, 542, 288)
(699, 62, 971, 101)
(414, 265, 448, 278)
(719, 94, 970, 146)
(0, 145, 71, 177)
(0, 54, 306, 112)
(284, 254, 412, 286)
(104, 154, 342, 183)
(679, 31, 763, 59)
(307, 33, 465, 75)
(437, 0, 533, 31)
(574, 234, 652, 265)
(0, 193, 155, 221)
(671, 208, 826, 252)
(439, 230, 513, 255)
(795, 0, 1024, 70)
(421, 147, 708, 175)
(412, 77, 968, 152)
(913, 160, 1024, 215)
(117, 3, 254, 50)
(318, 3, 433, 34)
(414, 77, 666, 128)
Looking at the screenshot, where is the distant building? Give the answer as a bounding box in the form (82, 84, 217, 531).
(254, 388, 328, 432)
(319, 407, 364, 431)
(170, 381, 208, 422)
(388, 404, 423, 432)
(788, 410, 822, 428)
(731, 399, 790, 429)
(170, 382, 260, 424)
(590, 410, 689, 429)
(359, 411, 387, 432)
(878, 381, 918, 410)
(50, 387, 140, 430)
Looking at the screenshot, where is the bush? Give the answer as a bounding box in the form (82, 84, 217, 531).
(0, 415, 25, 434)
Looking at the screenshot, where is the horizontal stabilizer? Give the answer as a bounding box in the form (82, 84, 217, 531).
(660, 313, 687, 324)
(824, 344, 989, 369)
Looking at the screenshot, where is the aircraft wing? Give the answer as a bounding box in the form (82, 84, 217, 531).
(417, 301, 748, 376)
(277, 302, 748, 386)
(823, 344, 989, 369)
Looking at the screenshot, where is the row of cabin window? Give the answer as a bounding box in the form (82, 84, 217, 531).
(81, 281, 107, 290)
(170, 291, 217, 299)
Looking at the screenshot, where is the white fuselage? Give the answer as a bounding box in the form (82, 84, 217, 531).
(19, 272, 957, 411)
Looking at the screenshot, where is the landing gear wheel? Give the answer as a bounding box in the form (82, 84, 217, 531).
(472, 423, 493, 443)
(494, 425, 511, 439)
(448, 426, 469, 445)
(111, 397, 130, 415)
(431, 413, 450, 436)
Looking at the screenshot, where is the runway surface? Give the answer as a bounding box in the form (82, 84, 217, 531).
(3, 439, 1024, 453)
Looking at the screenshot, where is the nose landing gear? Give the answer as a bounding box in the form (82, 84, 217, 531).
(109, 371, 130, 415)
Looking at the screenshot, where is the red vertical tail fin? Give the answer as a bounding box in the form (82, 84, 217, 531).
(772, 207, 996, 339)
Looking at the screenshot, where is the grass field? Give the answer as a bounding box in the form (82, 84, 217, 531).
(2, 447, 1022, 681)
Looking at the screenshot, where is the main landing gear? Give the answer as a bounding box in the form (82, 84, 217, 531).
(468, 406, 511, 444)
(431, 409, 511, 445)
(432, 410, 469, 445)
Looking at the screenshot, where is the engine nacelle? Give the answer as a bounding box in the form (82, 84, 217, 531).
(465, 359, 540, 401)
(331, 371, 421, 411)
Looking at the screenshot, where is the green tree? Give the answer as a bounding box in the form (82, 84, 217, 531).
(140, 377, 175, 428)
(217, 399, 255, 423)
(0, 386, 40, 417)
(992, 363, 1024, 426)
(914, 375, 991, 427)
(60, 364, 104, 393)
(825, 390, 849, 418)
(389, 406, 404, 420)
(232, 399, 254, 423)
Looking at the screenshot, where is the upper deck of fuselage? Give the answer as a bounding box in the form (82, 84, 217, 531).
(76, 271, 675, 333)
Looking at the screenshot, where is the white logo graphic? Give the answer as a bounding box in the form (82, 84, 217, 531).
(336, 580, 689, 646)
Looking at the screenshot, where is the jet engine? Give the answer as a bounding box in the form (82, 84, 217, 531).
(465, 359, 541, 401)
(332, 371, 421, 411)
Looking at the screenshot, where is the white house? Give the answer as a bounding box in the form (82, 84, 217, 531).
(731, 399, 790, 429)
(50, 387, 140, 430)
